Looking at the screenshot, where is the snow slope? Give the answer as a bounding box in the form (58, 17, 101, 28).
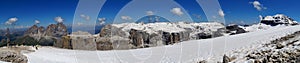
(24, 25, 300, 63)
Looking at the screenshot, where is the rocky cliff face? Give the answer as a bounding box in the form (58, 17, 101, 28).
(226, 24, 246, 35)
(97, 22, 226, 49)
(99, 24, 127, 38)
(69, 31, 97, 50)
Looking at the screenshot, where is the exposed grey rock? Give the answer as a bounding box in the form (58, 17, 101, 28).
(260, 14, 298, 26)
(98, 22, 226, 50)
(100, 25, 127, 38)
(24, 23, 68, 47)
(197, 33, 212, 39)
(110, 36, 132, 50)
(25, 25, 38, 36)
(0, 50, 27, 63)
(179, 31, 190, 41)
(223, 55, 230, 63)
(129, 29, 146, 47)
(226, 24, 246, 35)
(96, 37, 113, 50)
(198, 60, 207, 63)
(69, 31, 96, 50)
(241, 31, 300, 63)
(71, 36, 97, 50)
(24, 25, 46, 40)
(149, 33, 163, 47)
(45, 23, 68, 37)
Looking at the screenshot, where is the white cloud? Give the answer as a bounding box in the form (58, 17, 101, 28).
(212, 16, 217, 19)
(55, 16, 64, 23)
(80, 14, 86, 18)
(5, 17, 18, 25)
(170, 7, 184, 16)
(146, 11, 154, 16)
(35, 20, 40, 24)
(250, 1, 266, 11)
(193, 14, 201, 19)
(80, 14, 90, 21)
(218, 9, 225, 17)
(121, 16, 132, 21)
(14, 25, 30, 29)
(98, 18, 106, 25)
(76, 22, 83, 26)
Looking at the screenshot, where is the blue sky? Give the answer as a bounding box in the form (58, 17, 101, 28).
(1, 0, 300, 29)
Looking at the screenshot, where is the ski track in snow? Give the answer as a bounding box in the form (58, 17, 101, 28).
(24, 25, 300, 63)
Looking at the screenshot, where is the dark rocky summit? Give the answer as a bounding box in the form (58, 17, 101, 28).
(260, 14, 298, 26)
(226, 24, 246, 35)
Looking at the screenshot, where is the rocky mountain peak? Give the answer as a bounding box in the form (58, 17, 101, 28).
(260, 14, 298, 26)
(25, 25, 40, 36)
(45, 23, 68, 37)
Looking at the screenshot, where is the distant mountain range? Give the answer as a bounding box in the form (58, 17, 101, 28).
(136, 15, 170, 23)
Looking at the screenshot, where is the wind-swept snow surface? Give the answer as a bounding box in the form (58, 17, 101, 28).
(25, 25, 300, 63)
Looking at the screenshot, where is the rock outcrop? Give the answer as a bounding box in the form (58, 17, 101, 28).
(69, 31, 97, 50)
(95, 37, 113, 50)
(129, 29, 146, 47)
(227, 31, 300, 62)
(260, 14, 298, 26)
(99, 24, 127, 38)
(226, 24, 246, 35)
(61, 36, 72, 49)
(162, 31, 182, 45)
(0, 50, 27, 63)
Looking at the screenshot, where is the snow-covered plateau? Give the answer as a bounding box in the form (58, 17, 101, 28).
(20, 24, 300, 63)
